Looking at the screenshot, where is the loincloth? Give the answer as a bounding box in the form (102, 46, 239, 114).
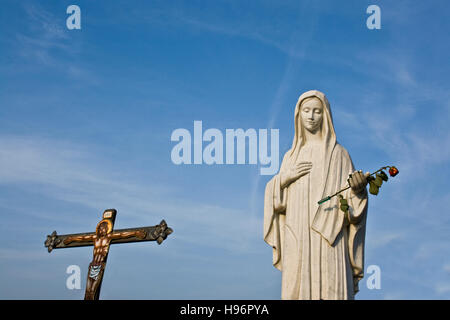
(88, 263, 104, 281)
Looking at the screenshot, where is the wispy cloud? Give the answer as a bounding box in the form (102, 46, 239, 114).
(0, 248, 48, 262)
(444, 264, 450, 273)
(0, 135, 259, 253)
(435, 284, 450, 295)
(124, 0, 318, 59)
(23, 3, 68, 40)
(14, 3, 72, 66)
(3, 3, 99, 85)
(370, 232, 405, 249)
(248, 1, 319, 217)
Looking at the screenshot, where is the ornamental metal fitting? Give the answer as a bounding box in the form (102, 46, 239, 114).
(44, 231, 61, 253)
(152, 220, 173, 244)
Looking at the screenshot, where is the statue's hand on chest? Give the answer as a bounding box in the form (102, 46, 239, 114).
(280, 161, 312, 188)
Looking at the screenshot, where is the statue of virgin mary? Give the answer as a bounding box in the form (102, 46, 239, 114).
(264, 90, 369, 300)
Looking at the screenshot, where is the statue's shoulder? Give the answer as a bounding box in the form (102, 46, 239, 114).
(281, 150, 291, 161)
(333, 143, 351, 159)
(279, 149, 292, 166)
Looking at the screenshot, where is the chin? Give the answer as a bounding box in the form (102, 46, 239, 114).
(305, 125, 318, 132)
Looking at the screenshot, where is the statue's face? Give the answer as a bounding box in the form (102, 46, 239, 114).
(98, 224, 108, 236)
(300, 97, 323, 134)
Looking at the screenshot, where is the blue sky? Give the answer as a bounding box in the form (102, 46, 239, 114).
(0, 0, 449, 299)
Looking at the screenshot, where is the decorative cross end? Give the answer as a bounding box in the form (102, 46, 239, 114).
(153, 220, 173, 245)
(44, 231, 61, 253)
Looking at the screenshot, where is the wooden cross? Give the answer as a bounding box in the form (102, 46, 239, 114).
(44, 209, 173, 300)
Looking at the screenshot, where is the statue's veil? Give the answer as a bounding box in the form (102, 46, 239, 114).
(287, 90, 336, 167)
(281, 90, 337, 203)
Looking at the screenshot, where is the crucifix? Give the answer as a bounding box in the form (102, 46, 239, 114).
(44, 209, 173, 300)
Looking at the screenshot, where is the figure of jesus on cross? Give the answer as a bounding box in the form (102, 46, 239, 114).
(45, 209, 173, 300)
(64, 215, 146, 299)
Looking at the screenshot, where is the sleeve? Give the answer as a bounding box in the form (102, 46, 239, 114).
(346, 188, 368, 225)
(263, 154, 289, 271)
(263, 175, 287, 271)
(342, 149, 368, 294)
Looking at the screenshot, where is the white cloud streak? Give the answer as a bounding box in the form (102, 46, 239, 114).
(0, 135, 259, 254)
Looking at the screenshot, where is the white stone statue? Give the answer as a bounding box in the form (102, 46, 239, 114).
(264, 90, 369, 300)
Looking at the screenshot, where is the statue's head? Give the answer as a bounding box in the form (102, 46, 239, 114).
(299, 96, 324, 134)
(98, 222, 108, 236)
(292, 90, 334, 148)
(286, 90, 337, 166)
(96, 219, 113, 236)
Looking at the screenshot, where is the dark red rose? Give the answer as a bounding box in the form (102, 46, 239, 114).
(389, 166, 399, 177)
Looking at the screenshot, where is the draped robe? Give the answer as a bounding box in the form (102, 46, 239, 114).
(263, 90, 368, 300)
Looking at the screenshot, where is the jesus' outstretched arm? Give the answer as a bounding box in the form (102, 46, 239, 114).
(64, 234, 95, 245)
(110, 230, 147, 240)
